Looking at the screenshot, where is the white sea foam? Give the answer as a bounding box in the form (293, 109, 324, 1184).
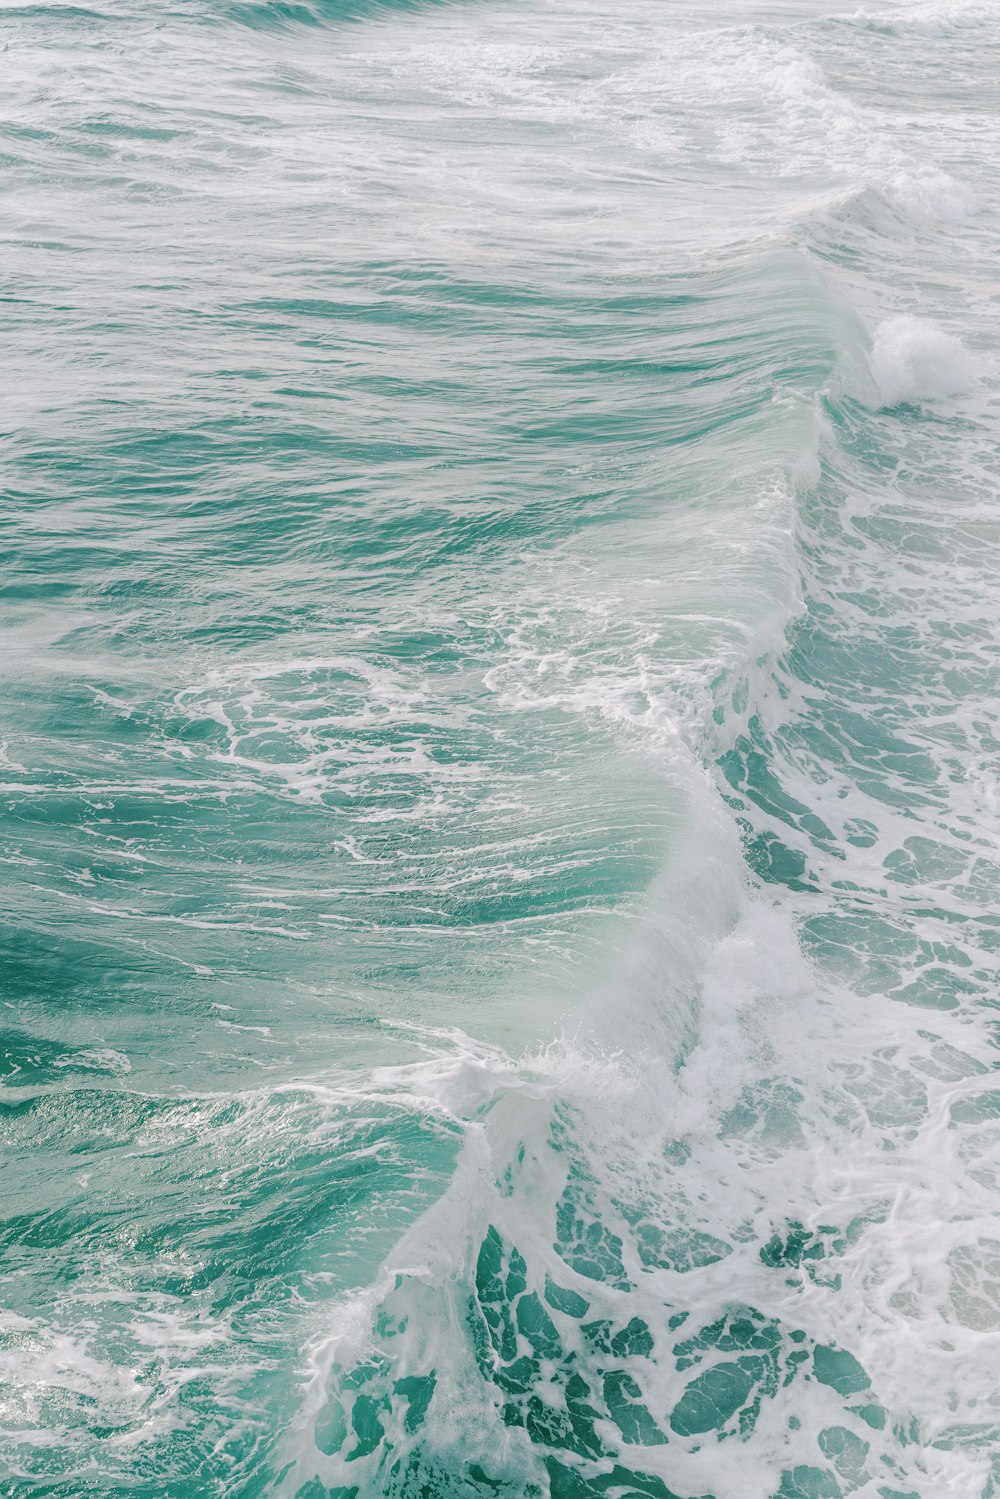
(870, 315, 976, 407)
(4, 0, 1000, 1490)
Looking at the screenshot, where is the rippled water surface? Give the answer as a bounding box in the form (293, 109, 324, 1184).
(3, 0, 1000, 1494)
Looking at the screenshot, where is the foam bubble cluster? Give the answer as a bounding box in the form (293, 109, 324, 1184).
(870, 315, 975, 407)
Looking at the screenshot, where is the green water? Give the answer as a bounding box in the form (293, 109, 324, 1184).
(3, 0, 1000, 1493)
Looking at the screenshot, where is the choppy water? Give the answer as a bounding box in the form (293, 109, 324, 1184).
(3, 0, 1000, 1493)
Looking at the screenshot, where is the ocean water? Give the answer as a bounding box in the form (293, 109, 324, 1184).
(3, 0, 1000, 1493)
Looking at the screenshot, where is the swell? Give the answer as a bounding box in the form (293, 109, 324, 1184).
(218, 0, 450, 34)
(0, 0, 456, 37)
(4, 2, 998, 1494)
(267, 162, 999, 1494)
(0, 246, 847, 1499)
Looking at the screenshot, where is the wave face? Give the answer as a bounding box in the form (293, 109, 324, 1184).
(3, 0, 1000, 1494)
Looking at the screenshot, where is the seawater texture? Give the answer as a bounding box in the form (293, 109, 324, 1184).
(2, 0, 999, 1494)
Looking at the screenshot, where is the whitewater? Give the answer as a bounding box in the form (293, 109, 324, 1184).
(2, 0, 1000, 1495)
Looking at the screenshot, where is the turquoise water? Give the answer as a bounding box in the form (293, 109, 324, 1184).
(3, 0, 1000, 1493)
